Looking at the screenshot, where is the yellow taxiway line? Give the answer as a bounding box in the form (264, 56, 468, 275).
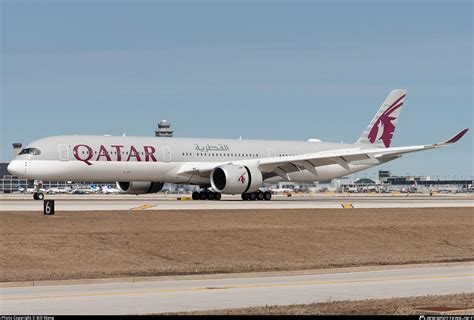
(130, 204, 156, 211)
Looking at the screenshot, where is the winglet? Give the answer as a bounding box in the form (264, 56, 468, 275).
(444, 128, 469, 144)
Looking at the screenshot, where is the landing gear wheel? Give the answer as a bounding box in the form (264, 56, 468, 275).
(200, 191, 207, 200)
(206, 192, 215, 201)
(214, 193, 222, 201)
(264, 191, 272, 201)
(248, 192, 257, 201)
(33, 192, 44, 200)
(192, 191, 200, 200)
(241, 193, 249, 201)
(257, 191, 264, 201)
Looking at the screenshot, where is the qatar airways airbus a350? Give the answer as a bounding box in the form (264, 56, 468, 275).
(8, 89, 469, 201)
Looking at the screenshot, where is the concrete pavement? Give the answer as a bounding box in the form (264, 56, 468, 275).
(1, 264, 473, 314)
(1, 194, 472, 211)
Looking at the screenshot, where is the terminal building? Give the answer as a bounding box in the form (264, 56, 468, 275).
(379, 170, 472, 187)
(0, 144, 29, 193)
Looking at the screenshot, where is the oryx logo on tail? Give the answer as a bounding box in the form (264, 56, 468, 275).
(357, 89, 407, 148)
(368, 94, 405, 147)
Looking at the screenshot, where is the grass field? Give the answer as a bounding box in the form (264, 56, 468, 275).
(0, 207, 473, 282)
(177, 293, 474, 315)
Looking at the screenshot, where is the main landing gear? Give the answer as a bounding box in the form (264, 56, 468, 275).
(33, 192, 44, 200)
(191, 189, 272, 201)
(192, 190, 222, 201)
(241, 191, 272, 201)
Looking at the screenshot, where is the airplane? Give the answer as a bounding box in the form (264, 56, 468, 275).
(89, 184, 102, 193)
(269, 184, 296, 194)
(101, 184, 120, 194)
(46, 187, 71, 195)
(346, 186, 359, 193)
(7, 89, 469, 201)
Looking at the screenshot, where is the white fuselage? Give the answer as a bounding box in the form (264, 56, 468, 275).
(8, 135, 378, 185)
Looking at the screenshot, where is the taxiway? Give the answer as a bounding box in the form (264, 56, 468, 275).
(1, 264, 472, 315)
(0, 194, 472, 211)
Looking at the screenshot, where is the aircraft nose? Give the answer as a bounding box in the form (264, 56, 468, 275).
(7, 160, 22, 177)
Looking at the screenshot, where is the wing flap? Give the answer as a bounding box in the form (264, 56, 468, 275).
(176, 129, 468, 181)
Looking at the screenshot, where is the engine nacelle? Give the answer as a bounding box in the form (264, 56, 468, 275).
(211, 165, 263, 194)
(116, 181, 164, 194)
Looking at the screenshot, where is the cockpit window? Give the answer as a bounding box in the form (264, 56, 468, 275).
(19, 148, 41, 155)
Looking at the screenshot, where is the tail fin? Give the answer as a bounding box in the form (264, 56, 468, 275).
(357, 89, 407, 148)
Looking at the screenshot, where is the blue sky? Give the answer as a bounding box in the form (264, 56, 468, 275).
(1, 1, 472, 179)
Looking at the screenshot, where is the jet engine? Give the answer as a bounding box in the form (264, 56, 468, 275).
(116, 181, 164, 194)
(211, 165, 263, 194)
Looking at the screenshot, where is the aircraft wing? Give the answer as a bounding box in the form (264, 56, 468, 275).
(177, 129, 469, 181)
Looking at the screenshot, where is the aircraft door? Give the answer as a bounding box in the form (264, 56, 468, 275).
(163, 146, 171, 162)
(59, 144, 69, 161)
(267, 149, 276, 158)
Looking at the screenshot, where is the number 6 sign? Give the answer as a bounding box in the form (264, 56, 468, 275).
(44, 200, 55, 215)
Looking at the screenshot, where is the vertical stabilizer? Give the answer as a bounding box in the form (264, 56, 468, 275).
(357, 89, 407, 148)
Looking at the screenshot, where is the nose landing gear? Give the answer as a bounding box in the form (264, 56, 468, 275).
(32, 180, 45, 200)
(33, 192, 44, 200)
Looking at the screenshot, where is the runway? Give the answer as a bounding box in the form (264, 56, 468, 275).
(0, 194, 472, 211)
(1, 264, 472, 315)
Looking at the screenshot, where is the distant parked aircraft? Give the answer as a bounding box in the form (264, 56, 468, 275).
(269, 184, 295, 194)
(101, 184, 119, 194)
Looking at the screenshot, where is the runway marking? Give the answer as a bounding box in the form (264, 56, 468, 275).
(2, 273, 472, 302)
(130, 205, 156, 211)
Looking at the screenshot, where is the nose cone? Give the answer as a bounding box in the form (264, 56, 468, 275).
(7, 160, 22, 177)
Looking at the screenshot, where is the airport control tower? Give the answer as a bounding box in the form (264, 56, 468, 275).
(154, 120, 173, 137)
(12, 143, 22, 158)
